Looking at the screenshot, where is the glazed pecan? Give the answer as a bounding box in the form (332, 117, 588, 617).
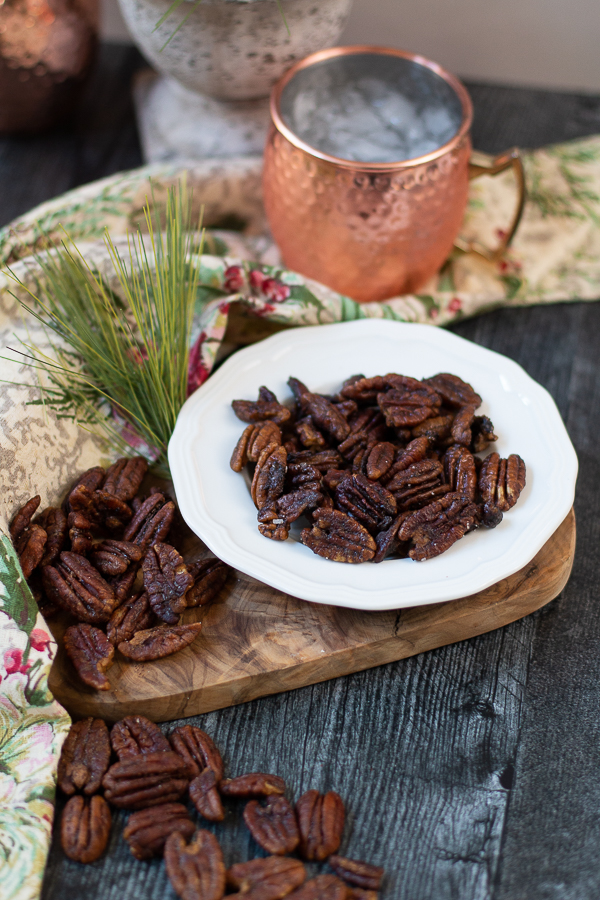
(10, 495, 41, 543)
(103, 456, 148, 502)
(451, 404, 478, 447)
(339, 374, 389, 403)
(106, 592, 156, 645)
(258, 505, 290, 541)
(247, 422, 283, 462)
(143, 542, 193, 624)
(251, 444, 288, 510)
(346, 890, 378, 900)
(64, 624, 114, 690)
(36, 507, 67, 567)
(377, 388, 440, 428)
(164, 830, 226, 900)
(169, 725, 224, 781)
(287, 376, 310, 401)
(381, 436, 430, 485)
(189, 768, 225, 821)
(42, 552, 117, 624)
(185, 559, 229, 608)
(301, 509, 376, 563)
(231, 424, 255, 472)
(296, 790, 345, 861)
(385, 460, 449, 511)
(470, 415, 497, 453)
(117, 622, 202, 661)
(232, 392, 292, 426)
(123, 492, 175, 551)
(102, 750, 190, 809)
(287, 449, 342, 472)
(479, 452, 526, 526)
(398, 492, 481, 560)
(275, 487, 324, 524)
(57, 717, 111, 795)
(366, 442, 396, 481)
(67, 509, 96, 556)
(298, 392, 350, 443)
(65, 467, 105, 509)
(123, 802, 195, 860)
(227, 857, 305, 899)
(411, 413, 454, 446)
(373, 513, 410, 563)
(443, 445, 477, 500)
(110, 715, 170, 759)
(90, 540, 143, 577)
(61, 794, 111, 864)
(328, 855, 384, 891)
(295, 417, 327, 450)
(422, 373, 482, 409)
(287, 875, 348, 900)
(286, 462, 323, 490)
(95, 489, 134, 531)
(15, 524, 47, 580)
(220, 773, 286, 798)
(243, 795, 300, 855)
(335, 473, 397, 532)
(334, 399, 358, 419)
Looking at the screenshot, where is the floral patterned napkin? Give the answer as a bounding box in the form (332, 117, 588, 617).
(0, 135, 599, 900)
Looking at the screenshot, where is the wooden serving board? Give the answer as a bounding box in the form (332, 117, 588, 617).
(48, 509, 575, 723)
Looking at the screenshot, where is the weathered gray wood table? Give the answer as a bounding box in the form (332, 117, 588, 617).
(2, 45, 600, 900)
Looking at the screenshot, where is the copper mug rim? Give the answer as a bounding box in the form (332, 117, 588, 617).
(269, 44, 474, 172)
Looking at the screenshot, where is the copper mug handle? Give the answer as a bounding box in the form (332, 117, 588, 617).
(454, 147, 526, 261)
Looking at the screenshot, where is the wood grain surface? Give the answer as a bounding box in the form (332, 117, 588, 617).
(47, 510, 576, 723)
(1, 46, 599, 900)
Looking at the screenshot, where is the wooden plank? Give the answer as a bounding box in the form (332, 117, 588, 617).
(47, 509, 575, 723)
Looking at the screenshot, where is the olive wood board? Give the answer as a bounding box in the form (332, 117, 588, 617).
(48, 508, 575, 723)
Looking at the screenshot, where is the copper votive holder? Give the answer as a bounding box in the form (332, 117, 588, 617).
(263, 46, 525, 303)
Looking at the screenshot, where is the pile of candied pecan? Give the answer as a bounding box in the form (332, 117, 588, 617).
(9, 457, 230, 691)
(58, 713, 383, 899)
(231, 373, 526, 563)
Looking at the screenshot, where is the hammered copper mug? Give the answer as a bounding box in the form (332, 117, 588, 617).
(263, 46, 525, 303)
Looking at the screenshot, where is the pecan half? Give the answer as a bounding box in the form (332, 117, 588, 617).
(328, 855, 384, 891)
(470, 415, 497, 453)
(220, 773, 286, 799)
(102, 750, 190, 809)
(123, 492, 175, 551)
(231, 424, 255, 472)
(443, 445, 477, 500)
(143, 542, 193, 624)
(451, 404, 478, 447)
(248, 422, 283, 462)
(287, 875, 348, 900)
(386, 460, 449, 511)
(111, 715, 170, 759)
(103, 456, 148, 501)
(339, 375, 389, 403)
(298, 392, 349, 443)
(257, 505, 290, 542)
(398, 492, 481, 560)
(301, 509, 376, 563)
(296, 790, 345, 861)
(366, 441, 396, 481)
(243, 795, 300, 856)
(185, 559, 229, 608)
(227, 857, 306, 899)
(169, 725, 224, 781)
(287, 449, 342, 472)
(65, 467, 105, 509)
(422, 373, 482, 409)
(411, 413, 454, 446)
(15, 524, 47, 580)
(251, 444, 288, 510)
(57, 717, 111, 796)
(286, 462, 323, 490)
(164, 830, 226, 900)
(189, 768, 225, 821)
(335, 473, 397, 533)
(67, 509, 96, 556)
(479, 452, 526, 526)
(295, 417, 327, 450)
(123, 802, 195, 860)
(42, 552, 117, 624)
(95, 489, 133, 530)
(10, 495, 41, 543)
(117, 622, 202, 661)
(381, 436, 430, 485)
(373, 513, 410, 563)
(275, 487, 324, 523)
(232, 394, 291, 426)
(64, 624, 114, 690)
(107, 592, 156, 645)
(61, 794, 111, 864)
(90, 540, 143, 577)
(35, 506, 67, 567)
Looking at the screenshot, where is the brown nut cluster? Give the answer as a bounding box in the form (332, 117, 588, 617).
(55, 713, 385, 897)
(231, 375, 526, 562)
(9, 456, 232, 693)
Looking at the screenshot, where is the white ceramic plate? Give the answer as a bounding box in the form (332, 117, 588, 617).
(169, 320, 577, 610)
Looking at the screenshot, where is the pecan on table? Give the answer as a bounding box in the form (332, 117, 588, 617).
(470, 415, 497, 453)
(247, 421, 283, 462)
(106, 592, 156, 645)
(123, 492, 175, 551)
(185, 559, 229, 608)
(220, 773, 286, 799)
(385, 460, 449, 511)
(243, 795, 300, 855)
(422, 373, 482, 409)
(335, 473, 397, 533)
(227, 857, 305, 900)
(479, 452, 526, 527)
(328, 855, 384, 891)
(443, 445, 477, 500)
(123, 802, 195, 860)
(143, 542, 193, 624)
(377, 386, 441, 428)
(102, 750, 190, 809)
(103, 456, 148, 502)
(295, 789, 345, 861)
(301, 509, 376, 563)
(35, 507, 67, 567)
(232, 390, 292, 426)
(164, 830, 226, 900)
(169, 725, 224, 781)
(110, 715, 170, 759)
(42, 552, 117, 624)
(365, 441, 396, 481)
(90, 540, 143, 577)
(189, 768, 225, 822)
(398, 492, 481, 560)
(61, 794, 111, 864)
(117, 622, 202, 661)
(286, 875, 348, 900)
(251, 444, 288, 510)
(57, 717, 110, 795)
(64, 624, 114, 690)
(295, 417, 327, 450)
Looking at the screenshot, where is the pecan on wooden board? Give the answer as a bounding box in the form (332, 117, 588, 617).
(143, 542, 192, 624)
(117, 622, 202, 661)
(185, 559, 229, 608)
(42, 553, 117, 625)
(64, 624, 114, 691)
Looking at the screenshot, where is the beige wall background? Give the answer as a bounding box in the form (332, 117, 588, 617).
(101, 0, 600, 93)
